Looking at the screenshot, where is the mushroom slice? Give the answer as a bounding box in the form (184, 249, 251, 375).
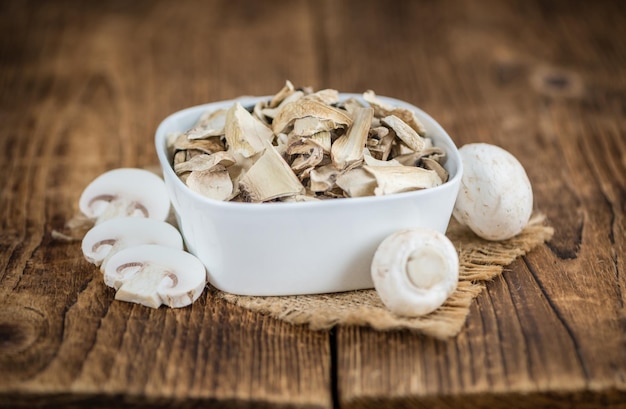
(185, 108, 228, 140)
(292, 116, 338, 137)
(170, 133, 225, 155)
(280, 194, 321, 203)
(421, 157, 449, 183)
(272, 98, 353, 135)
(268, 80, 296, 108)
(367, 126, 394, 161)
(364, 165, 442, 196)
(174, 151, 236, 175)
(381, 115, 426, 153)
(341, 97, 366, 116)
(261, 91, 305, 120)
(310, 130, 332, 153)
(335, 168, 376, 198)
(238, 143, 305, 202)
(394, 145, 446, 167)
(309, 164, 339, 193)
(331, 107, 373, 170)
(185, 165, 234, 201)
(79, 168, 171, 224)
(81, 217, 183, 269)
(307, 88, 340, 106)
(363, 152, 402, 167)
(225, 102, 274, 158)
(104, 244, 207, 309)
(363, 90, 427, 136)
(371, 228, 459, 317)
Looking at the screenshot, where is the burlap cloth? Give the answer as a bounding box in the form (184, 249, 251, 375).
(220, 214, 553, 339)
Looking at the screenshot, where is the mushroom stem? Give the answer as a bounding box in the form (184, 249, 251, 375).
(371, 228, 459, 317)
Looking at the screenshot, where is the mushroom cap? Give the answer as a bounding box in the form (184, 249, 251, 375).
(453, 143, 533, 241)
(371, 228, 459, 317)
(81, 217, 183, 266)
(79, 168, 171, 221)
(103, 244, 207, 309)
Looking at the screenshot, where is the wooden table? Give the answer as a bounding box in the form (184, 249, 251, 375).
(1, 0, 624, 407)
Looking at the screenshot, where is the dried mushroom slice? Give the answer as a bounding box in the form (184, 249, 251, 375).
(307, 88, 340, 106)
(367, 126, 395, 161)
(225, 102, 274, 158)
(287, 138, 325, 176)
(261, 90, 305, 120)
(269, 80, 296, 108)
(331, 107, 373, 170)
(186, 165, 234, 201)
(309, 164, 339, 193)
(172, 83, 450, 203)
(341, 97, 366, 116)
(174, 151, 236, 175)
(239, 143, 305, 202)
(364, 165, 442, 196)
(421, 157, 449, 183)
(335, 168, 376, 198)
(170, 133, 225, 156)
(363, 90, 427, 136)
(381, 115, 426, 153)
(292, 116, 339, 137)
(186, 108, 228, 140)
(310, 130, 332, 153)
(272, 98, 353, 135)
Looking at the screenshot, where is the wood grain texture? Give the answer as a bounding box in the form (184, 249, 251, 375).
(326, 0, 626, 407)
(0, 1, 330, 408)
(0, 0, 624, 408)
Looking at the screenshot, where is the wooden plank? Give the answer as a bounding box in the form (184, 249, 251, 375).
(326, 0, 626, 407)
(0, 1, 331, 407)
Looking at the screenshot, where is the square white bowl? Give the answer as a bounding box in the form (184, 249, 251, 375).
(155, 94, 462, 296)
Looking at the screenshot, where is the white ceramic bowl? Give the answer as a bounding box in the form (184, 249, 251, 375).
(155, 94, 462, 296)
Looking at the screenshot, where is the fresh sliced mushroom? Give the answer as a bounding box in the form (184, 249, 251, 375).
(330, 107, 373, 170)
(224, 102, 274, 158)
(79, 168, 171, 224)
(371, 228, 459, 317)
(103, 244, 207, 309)
(81, 217, 183, 269)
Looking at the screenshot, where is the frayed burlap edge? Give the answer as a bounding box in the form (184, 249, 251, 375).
(220, 214, 554, 339)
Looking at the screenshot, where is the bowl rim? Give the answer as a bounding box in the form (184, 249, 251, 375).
(155, 93, 463, 212)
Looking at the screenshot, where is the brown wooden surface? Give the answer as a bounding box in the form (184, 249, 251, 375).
(0, 0, 624, 408)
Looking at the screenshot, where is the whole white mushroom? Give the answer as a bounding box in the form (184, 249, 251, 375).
(371, 228, 459, 317)
(453, 143, 533, 241)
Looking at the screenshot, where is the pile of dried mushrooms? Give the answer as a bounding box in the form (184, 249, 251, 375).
(167, 81, 449, 203)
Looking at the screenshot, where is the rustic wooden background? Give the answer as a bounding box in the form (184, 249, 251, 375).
(1, 0, 624, 408)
